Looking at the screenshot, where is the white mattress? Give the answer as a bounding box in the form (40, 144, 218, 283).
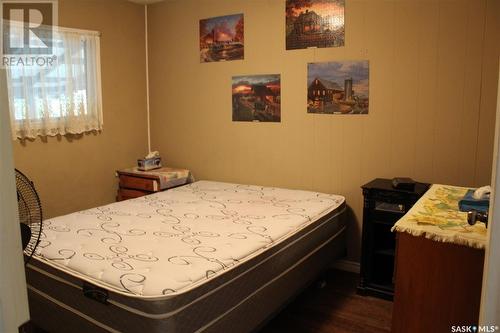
(34, 181, 345, 299)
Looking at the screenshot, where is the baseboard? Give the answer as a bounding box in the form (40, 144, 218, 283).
(332, 259, 360, 274)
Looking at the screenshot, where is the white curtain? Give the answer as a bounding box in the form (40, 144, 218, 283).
(6, 26, 103, 140)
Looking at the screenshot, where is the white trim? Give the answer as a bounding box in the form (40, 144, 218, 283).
(4, 20, 101, 36)
(479, 57, 500, 326)
(0, 69, 30, 331)
(145, 4, 151, 153)
(95, 34, 103, 127)
(53, 25, 101, 36)
(332, 259, 360, 274)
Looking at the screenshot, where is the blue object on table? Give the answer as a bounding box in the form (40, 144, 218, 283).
(458, 189, 489, 213)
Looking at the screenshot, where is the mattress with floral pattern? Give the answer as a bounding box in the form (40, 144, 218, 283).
(33, 180, 346, 298)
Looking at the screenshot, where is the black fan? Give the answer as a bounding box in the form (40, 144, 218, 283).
(16, 169, 43, 264)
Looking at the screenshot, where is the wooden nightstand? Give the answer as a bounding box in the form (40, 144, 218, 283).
(116, 167, 192, 201)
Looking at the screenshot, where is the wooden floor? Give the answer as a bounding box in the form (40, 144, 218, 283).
(260, 270, 393, 333)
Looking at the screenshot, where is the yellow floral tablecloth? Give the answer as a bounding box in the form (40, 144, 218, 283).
(391, 184, 487, 249)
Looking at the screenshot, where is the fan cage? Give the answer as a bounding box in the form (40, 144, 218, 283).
(15, 169, 43, 264)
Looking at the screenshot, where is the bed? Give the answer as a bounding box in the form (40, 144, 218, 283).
(26, 181, 347, 333)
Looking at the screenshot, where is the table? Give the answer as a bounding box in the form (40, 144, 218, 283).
(116, 167, 192, 201)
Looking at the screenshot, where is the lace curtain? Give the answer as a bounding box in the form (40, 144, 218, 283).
(6, 26, 103, 140)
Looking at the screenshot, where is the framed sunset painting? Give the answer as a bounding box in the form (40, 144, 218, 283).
(200, 14, 244, 63)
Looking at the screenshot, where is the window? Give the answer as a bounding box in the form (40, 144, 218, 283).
(6, 26, 102, 139)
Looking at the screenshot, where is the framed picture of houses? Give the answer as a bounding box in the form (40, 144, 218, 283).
(199, 14, 244, 63)
(232, 74, 281, 122)
(308, 61, 369, 114)
(286, 0, 345, 50)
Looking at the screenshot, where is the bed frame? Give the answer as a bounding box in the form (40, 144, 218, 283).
(26, 203, 347, 333)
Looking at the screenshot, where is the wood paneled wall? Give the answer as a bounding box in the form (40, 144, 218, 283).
(12, 0, 149, 219)
(151, 0, 499, 261)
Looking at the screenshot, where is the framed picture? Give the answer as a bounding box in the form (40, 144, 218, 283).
(286, 0, 345, 50)
(200, 14, 244, 63)
(232, 74, 281, 122)
(308, 60, 369, 114)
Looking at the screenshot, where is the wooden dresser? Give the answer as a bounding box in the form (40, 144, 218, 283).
(392, 233, 484, 333)
(116, 167, 192, 201)
(391, 185, 487, 333)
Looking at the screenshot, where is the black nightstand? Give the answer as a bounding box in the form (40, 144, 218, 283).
(357, 178, 429, 300)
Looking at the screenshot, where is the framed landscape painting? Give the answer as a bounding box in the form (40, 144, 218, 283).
(232, 74, 281, 122)
(307, 60, 369, 114)
(286, 0, 345, 50)
(200, 14, 244, 63)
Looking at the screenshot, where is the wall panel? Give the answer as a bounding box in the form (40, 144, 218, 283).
(12, 0, 148, 218)
(148, 0, 500, 261)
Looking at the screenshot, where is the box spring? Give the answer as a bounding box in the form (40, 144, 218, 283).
(27, 183, 346, 333)
(27, 206, 346, 333)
